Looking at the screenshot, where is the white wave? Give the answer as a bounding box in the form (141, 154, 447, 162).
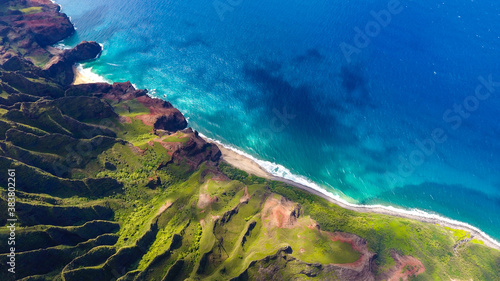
(54, 42, 72, 50)
(75, 64, 110, 83)
(198, 133, 500, 249)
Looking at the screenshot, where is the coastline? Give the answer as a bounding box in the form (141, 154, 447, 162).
(203, 135, 500, 251)
(73, 65, 93, 84)
(73, 60, 500, 252)
(72, 64, 109, 85)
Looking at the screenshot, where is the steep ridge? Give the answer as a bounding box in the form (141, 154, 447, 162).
(0, 1, 498, 281)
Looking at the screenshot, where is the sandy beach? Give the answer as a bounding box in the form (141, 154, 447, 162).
(215, 141, 500, 251)
(72, 65, 95, 85)
(73, 66, 500, 251)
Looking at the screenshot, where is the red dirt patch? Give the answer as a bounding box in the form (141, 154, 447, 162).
(240, 186, 250, 203)
(325, 232, 373, 269)
(119, 116, 132, 123)
(197, 193, 214, 209)
(134, 96, 184, 128)
(156, 201, 173, 216)
(385, 250, 425, 281)
(261, 196, 301, 229)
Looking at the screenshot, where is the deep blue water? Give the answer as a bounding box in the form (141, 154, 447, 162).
(56, 0, 500, 241)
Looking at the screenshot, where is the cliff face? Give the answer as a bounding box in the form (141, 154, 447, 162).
(0, 45, 368, 280)
(44, 41, 102, 85)
(0, 0, 74, 65)
(0, 1, 499, 281)
(0, 2, 372, 280)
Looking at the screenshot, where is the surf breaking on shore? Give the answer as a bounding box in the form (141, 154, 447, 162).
(73, 62, 500, 252)
(198, 133, 500, 251)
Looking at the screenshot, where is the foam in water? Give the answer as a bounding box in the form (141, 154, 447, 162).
(198, 133, 500, 249)
(54, 0, 500, 245)
(75, 64, 109, 83)
(54, 43, 72, 50)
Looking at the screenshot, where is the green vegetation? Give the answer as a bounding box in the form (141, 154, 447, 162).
(444, 226, 471, 241)
(1, 72, 499, 280)
(0, 5, 498, 278)
(162, 133, 191, 144)
(111, 99, 151, 117)
(20, 6, 42, 14)
(7, 5, 42, 15)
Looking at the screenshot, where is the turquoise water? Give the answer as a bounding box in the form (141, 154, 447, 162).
(56, 0, 500, 241)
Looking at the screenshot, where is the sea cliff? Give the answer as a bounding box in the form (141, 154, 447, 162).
(0, 0, 499, 280)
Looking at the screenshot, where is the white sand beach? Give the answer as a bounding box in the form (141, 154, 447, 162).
(73, 65, 500, 251)
(214, 140, 500, 251)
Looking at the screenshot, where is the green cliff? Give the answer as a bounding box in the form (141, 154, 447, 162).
(0, 1, 499, 280)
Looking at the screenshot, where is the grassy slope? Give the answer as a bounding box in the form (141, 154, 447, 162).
(221, 164, 500, 280)
(0, 95, 498, 280)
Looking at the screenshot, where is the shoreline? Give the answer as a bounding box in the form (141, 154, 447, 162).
(73, 65, 94, 85)
(73, 62, 500, 252)
(72, 64, 109, 85)
(205, 136, 500, 251)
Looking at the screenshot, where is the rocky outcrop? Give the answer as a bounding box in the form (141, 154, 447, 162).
(0, 0, 74, 64)
(23, 6, 74, 47)
(67, 81, 189, 132)
(62, 41, 102, 62)
(157, 128, 221, 171)
(136, 94, 188, 132)
(65, 82, 114, 97)
(235, 231, 376, 281)
(67, 81, 145, 100)
(180, 129, 221, 163)
(262, 196, 302, 229)
(232, 246, 323, 281)
(377, 250, 425, 281)
(44, 41, 102, 85)
(153, 111, 187, 132)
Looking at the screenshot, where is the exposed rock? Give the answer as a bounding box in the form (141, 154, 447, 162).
(0, 0, 74, 67)
(146, 176, 161, 189)
(62, 41, 101, 62)
(21, 2, 74, 47)
(66, 81, 189, 137)
(44, 41, 102, 85)
(261, 196, 302, 229)
(323, 232, 377, 281)
(65, 82, 113, 97)
(378, 250, 425, 281)
(153, 111, 187, 132)
(66, 81, 144, 99)
(66, 82, 188, 131)
(42, 56, 74, 85)
(157, 128, 221, 171)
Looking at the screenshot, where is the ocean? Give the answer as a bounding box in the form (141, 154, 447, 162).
(55, 0, 500, 241)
